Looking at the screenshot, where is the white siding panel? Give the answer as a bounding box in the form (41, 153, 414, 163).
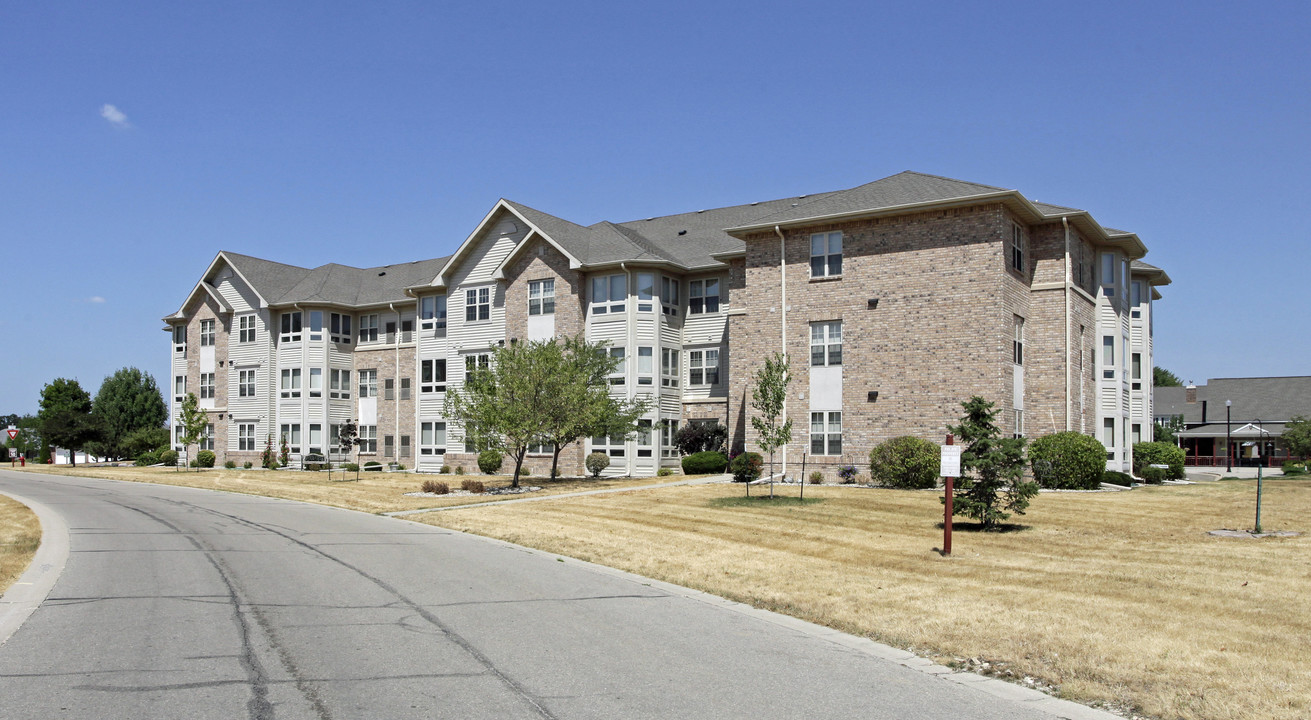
(216, 275, 260, 315)
(682, 314, 727, 345)
(809, 366, 842, 410)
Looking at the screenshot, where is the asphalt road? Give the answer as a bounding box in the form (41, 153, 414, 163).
(0, 470, 1111, 720)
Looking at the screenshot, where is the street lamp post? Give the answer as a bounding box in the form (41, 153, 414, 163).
(1226, 400, 1232, 472)
(1255, 418, 1266, 534)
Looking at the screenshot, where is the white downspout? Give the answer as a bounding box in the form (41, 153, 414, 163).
(774, 225, 788, 478)
(389, 302, 400, 465)
(1062, 217, 1071, 432)
(621, 262, 637, 476)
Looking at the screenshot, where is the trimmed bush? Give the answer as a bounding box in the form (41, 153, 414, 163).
(1028, 431, 1106, 490)
(243, 461, 253, 469)
(224, 460, 237, 469)
(585, 452, 610, 478)
(160, 449, 179, 467)
(266, 460, 281, 470)
(1103, 470, 1133, 486)
(420, 480, 450, 494)
(455, 466, 465, 475)
(440, 464, 451, 474)
(1281, 461, 1306, 475)
(730, 452, 763, 483)
(681, 451, 728, 475)
(460, 478, 485, 493)
(809, 470, 824, 484)
(1140, 465, 1169, 484)
(342, 463, 359, 471)
(134, 450, 160, 467)
(657, 467, 674, 477)
(478, 450, 503, 475)
(1132, 442, 1185, 479)
(363, 461, 383, 471)
(869, 436, 939, 489)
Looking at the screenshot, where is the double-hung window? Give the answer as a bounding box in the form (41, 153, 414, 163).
(358, 369, 378, 398)
(199, 373, 215, 399)
(358, 425, 377, 453)
(400, 378, 410, 400)
(591, 433, 625, 458)
(689, 349, 719, 386)
(1102, 337, 1115, 379)
(1103, 418, 1115, 459)
(200, 423, 214, 451)
(239, 315, 257, 343)
(661, 277, 679, 316)
(637, 347, 654, 386)
(421, 422, 446, 455)
(661, 420, 679, 458)
(238, 423, 256, 451)
(307, 311, 322, 342)
(1100, 253, 1116, 296)
(1010, 223, 1026, 274)
(420, 295, 447, 334)
(661, 348, 679, 387)
(636, 273, 655, 313)
(465, 354, 490, 376)
(279, 423, 301, 454)
(385, 320, 396, 344)
(330, 369, 351, 399)
(280, 312, 302, 342)
(810, 411, 842, 455)
(173, 326, 187, 353)
(174, 375, 185, 401)
(465, 287, 491, 322)
(359, 314, 379, 343)
(608, 347, 626, 386)
(280, 368, 301, 398)
(1013, 316, 1025, 366)
(528, 279, 555, 315)
(384, 378, 395, 400)
(308, 424, 322, 455)
(308, 368, 322, 398)
(688, 279, 720, 314)
(636, 420, 653, 457)
(591, 274, 626, 314)
(810, 321, 842, 366)
(1131, 353, 1142, 390)
(200, 319, 215, 347)
(810, 232, 842, 278)
(421, 359, 446, 393)
(330, 313, 352, 344)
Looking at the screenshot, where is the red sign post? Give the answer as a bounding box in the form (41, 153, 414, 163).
(5, 428, 16, 441)
(941, 434, 956, 556)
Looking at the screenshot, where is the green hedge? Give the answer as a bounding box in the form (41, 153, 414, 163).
(478, 450, 503, 474)
(1103, 470, 1133, 487)
(160, 449, 179, 466)
(682, 451, 728, 475)
(868, 436, 939, 489)
(1028, 431, 1106, 490)
(196, 450, 215, 468)
(1132, 442, 1185, 480)
(730, 452, 763, 483)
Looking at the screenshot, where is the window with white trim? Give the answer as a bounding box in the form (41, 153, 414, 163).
(810, 321, 842, 367)
(420, 421, 446, 455)
(688, 349, 719, 386)
(173, 325, 187, 352)
(239, 315, 257, 343)
(465, 287, 491, 322)
(810, 411, 842, 455)
(330, 313, 352, 344)
(609, 347, 626, 386)
(308, 311, 323, 342)
(637, 347, 654, 386)
(1102, 337, 1115, 379)
(810, 231, 842, 278)
(661, 276, 679, 316)
(280, 368, 301, 398)
(308, 367, 322, 398)
(529, 279, 555, 315)
(661, 420, 679, 458)
(591, 432, 626, 458)
(1132, 423, 1142, 445)
(1131, 353, 1142, 390)
(279, 423, 301, 454)
(384, 378, 395, 400)
(1013, 316, 1025, 366)
(1014, 409, 1024, 439)
(330, 369, 351, 399)
(1100, 253, 1116, 296)
(280, 311, 302, 342)
(308, 424, 322, 455)
(359, 314, 379, 343)
(174, 375, 185, 400)
(420, 295, 447, 333)
(1009, 223, 1026, 274)
(636, 273, 655, 313)
(400, 378, 410, 400)
(661, 348, 679, 387)
(688, 279, 720, 314)
(465, 354, 490, 376)
(636, 419, 653, 457)
(1103, 417, 1115, 459)
(591, 274, 626, 314)
(238, 423, 256, 451)
(198, 423, 214, 451)
(200, 319, 215, 347)
(527, 440, 550, 455)
(358, 369, 377, 398)
(199, 373, 215, 399)
(358, 425, 377, 453)
(421, 359, 446, 393)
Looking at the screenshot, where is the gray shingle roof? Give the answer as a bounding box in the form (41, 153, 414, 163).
(222, 251, 450, 308)
(1154, 377, 1311, 427)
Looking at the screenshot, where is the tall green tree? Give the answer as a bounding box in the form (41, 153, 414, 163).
(750, 352, 792, 497)
(1282, 416, 1311, 461)
(1153, 367, 1183, 387)
(177, 392, 208, 472)
(91, 367, 168, 460)
(38, 378, 100, 466)
(946, 396, 1036, 530)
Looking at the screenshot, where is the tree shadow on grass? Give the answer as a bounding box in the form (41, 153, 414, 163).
(709, 496, 825, 508)
(935, 521, 1031, 533)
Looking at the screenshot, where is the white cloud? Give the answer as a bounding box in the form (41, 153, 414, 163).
(99, 104, 129, 128)
(87, 296, 106, 304)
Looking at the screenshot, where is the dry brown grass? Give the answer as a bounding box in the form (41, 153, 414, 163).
(12, 465, 681, 514)
(0, 493, 41, 596)
(418, 480, 1311, 720)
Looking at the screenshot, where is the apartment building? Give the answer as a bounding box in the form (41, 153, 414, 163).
(164, 171, 1169, 476)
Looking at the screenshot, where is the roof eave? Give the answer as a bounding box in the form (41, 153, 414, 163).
(724, 190, 1032, 235)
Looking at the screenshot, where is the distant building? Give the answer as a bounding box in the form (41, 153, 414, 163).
(1156, 377, 1311, 466)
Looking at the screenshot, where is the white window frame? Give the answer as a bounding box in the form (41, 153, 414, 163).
(591, 432, 626, 458)
(636, 272, 655, 313)
(1102, 336, 1115, 379)
(173, 325, 187, 352)
(280, 368, 301, 398)
(308, 311, 323, 342)
(609, 347, 626, 386)
(238, 422, 256, 451)
(465, 287, 491, 323)
(688, 349, 719, 386)
(1013, 316, 1025, 366)
(197, 423, 214, 451)
(1131, 353, 1142, 390)
(237, 369, 256, 398)
(421, 359, 446, 394)
(810, 321, 842, 367)
(199, 372, 215, 399)
(1103, 417, 1116, 459)
(636, 419, 653, 457)
(1009, 223, 1026, 274)
(420, 295, 447, 333)
(661, 276, 680, 316)
(330, 313, 353, 344)
(591, 274, 626, 315)
(174, 375, 185, 401)
(308, 424, 323, 456)
(465, 354, 490, 376)
(238, 315, 257, 343)
(1101, 253, 1116, 296)
(810, 411, 842, 456)
(1015, 409, 1025, 439)
(688, 278, 720, 315)
(420, 421, 447, 456)
(280, 423, 302, 454)
(280, 311, 302, 343)
(661, 419, 679, 458)
(528, 279, 555, 316)
(308, 367, 323, 398)
(200, 319, 215, 347)
(810, 231, 843, 278)
(358, 425, 377, 454)
(637, 346, 654, 386)
(330, 369, 351, 399)
(661, 348, 679, 388)
(359, 314, 379, 343)
(358, 369, 378, 398)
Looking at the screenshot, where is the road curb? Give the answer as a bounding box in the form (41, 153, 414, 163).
(0, 489, 70, 647)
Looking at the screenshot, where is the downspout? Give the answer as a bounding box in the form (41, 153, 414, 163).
(621, 262, 637, 474)
(390, 302, 400, 464)
(1062, 217, 1071, 432)
(774, 225, 788, 478)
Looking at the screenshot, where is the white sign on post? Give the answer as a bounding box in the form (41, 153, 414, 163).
(940, 445, 961, 477)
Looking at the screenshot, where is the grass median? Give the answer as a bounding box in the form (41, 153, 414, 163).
(416, 479, 1310, 720)
(0, 493, 41, 597)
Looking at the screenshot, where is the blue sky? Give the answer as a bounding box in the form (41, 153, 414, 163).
(2, 0, 1308, 414)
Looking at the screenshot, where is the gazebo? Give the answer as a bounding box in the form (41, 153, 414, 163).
(1175, 422, 1286, 468)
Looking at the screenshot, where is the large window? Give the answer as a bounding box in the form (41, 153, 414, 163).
(308, 367, 322, 398)
(199, 373, 215, 399)
(200, 319, 215, 347)
(280, 311, 302, 342)
(661, 420, 679, 458)
(330, 313, 352, 344)
(661, 348, 679, 387)
(529, 279, 555, 315)
(199, 423, 214, 451)
(358, 369, 378, 398)
(1013, 316, 1025, 366)
(420, 295, 447, 333)
(1102, 336, 1115, 379)
(174, 375, 185, 400)
(421, 359, 446, 393)
(810, 411, 842, 455)
(688, 279, 720, 314)
(810, 321, 842, 367)
(330, 369, 351, 399)
(591, 432, 625, 458)
(239, 315, 257, 343)
(1009, 223, 1026, 274)
(173, 325, 187, 351)
(810, 231, 842, 278)
(591, 274, 626, 314)
(420, 422, 446, 456)
(280, 368, 301, 398)
(358, 425, 377, 453)
(689, 349, 719, 386)
(661, 277, 679, 316)
(636, 420, 653, 457)
(636, 273, 655, 313)
(465, 287, 491, 322)
(308, 424, 322, 455)
(1101, 253, 1116, 295)
(359, 314, 379, 343)
(238, 423, 256, 451)
(279, 423, 301, 454)
(308, 311, 323, 342)
(637, 347, 654, 386)
(608, 347, 626, 386)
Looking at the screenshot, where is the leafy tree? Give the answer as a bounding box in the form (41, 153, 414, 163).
(38, 378, 100, 466)
(946, 397, 1036, 530)
(1283, 416, 1311, 461)
(177, 392, 208, 472)
(749, 352, 792, 497)
(1153, 366, 1183, 387)
(91, 367, 167, 460)
(336, 420, 359, 479)
(673, 423, 727, 455)
(121, 426, 170, 460)
(3, 414, 41, 461)
(1153, 414, 1185, 443)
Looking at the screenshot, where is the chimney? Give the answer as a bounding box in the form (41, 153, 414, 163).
(1185, 384, 1197, 404)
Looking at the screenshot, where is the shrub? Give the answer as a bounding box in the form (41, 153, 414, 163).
(243, 461, 252, 469)
(420, 480, 449, 494)
(809, 470, 824, 484)
(837, 465, 859, 483)
(266, 460, 281, 470)
(1028, 431, 1106, 490)
(478, 450, 503, 474)
(134, 450, 160, 467)
(460, 478, 485, 493)
(585, 452, 610, 478)
(681, 451, 728, 474)
(224, 460, 237, 469)
(364, 461, 382, 471)
(673, 423, 728, 455)
(657, 467, 674, 477)
(440, 465, 451, 474)
(395, 464, 406, 471)
(869, 436, 939, 489)
(1281, 460, 1306, 475)
(455, 466, 465, 475)
(1140, 465, 1170, 484)
(160, 449, 179, 467)
(730, 452, 763, 483)
(1132, 442, 1185, 480)
(342, 463, 359, 471)
(1103, 470, 1133, 486)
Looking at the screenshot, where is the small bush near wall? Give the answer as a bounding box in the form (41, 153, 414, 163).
(1282, 461, 1306, 475)
(440, 465, 451, 474)
(869, 436, 939, 489)
(1140, 465, 1169, 484)
(478, 451, 503, 475)
(730, 452, 763, 483)
(1103, 470, 1133, 486)
(364, 461, 382, 471)
(420, 480, 449, 494)
(224, 460, 237, 469)
(243, 461, 253, 469)
(657, 467, 674, 477)
(196, 450, 215, 467)
(1132, 442, 1185, 479)
(461, 478, 485, 493)
(682, 451, 728, 475)
(809, 471, 824, 484)
(160, 449, 179, 466)
(1028, 432, 1106, 490)
(585, 452, 610, 478)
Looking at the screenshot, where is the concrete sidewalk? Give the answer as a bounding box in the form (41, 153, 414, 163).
(384, 473, 732, 516)
(1187, 466, 1288, 481)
